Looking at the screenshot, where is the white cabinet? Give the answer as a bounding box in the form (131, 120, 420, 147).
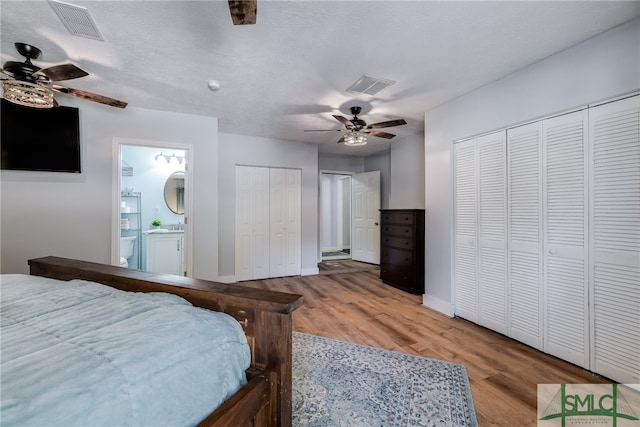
(146, 232, 184, 276)
(235, 166, 301, 281)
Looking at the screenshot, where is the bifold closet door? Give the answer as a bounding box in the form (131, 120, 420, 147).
(454, 139, 479, 322)
(477, 132, 507, 334)
(235, 166, 270, 281)
(454, 131, 507, 331)
(507, 122, 543, 350)
(589, 95, 640, 384)
(542, 110, 589, 368)
(270, 168, 301, 278)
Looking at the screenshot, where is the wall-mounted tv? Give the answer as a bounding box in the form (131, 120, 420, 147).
(1, 98, 81, 173)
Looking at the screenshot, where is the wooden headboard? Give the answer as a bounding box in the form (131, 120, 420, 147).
(28, 256, 303, 427)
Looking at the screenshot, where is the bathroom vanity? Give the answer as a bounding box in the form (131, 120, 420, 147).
(144, 230, 185, 276)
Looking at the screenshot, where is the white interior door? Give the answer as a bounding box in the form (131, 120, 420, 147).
(454, 139, 479, 322)
(507, 122, 544, 350)
(589, 95, 640, 384)
(270, 168, 301, 277)
(351, 171, 380, 264)
(477, 131, 507, 334)
(542, 109, 589, 369)
(235, 166, 270, 281)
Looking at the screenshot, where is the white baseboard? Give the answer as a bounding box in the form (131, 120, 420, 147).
(217, 275, 236, 283)
(422, 294, 455, 317)
(301, 266, 319, 276)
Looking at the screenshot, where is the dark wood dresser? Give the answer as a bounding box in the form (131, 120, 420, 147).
(379, 209, 425, 294)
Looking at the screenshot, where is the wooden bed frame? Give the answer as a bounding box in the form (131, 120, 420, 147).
(28, 256, 303, 427)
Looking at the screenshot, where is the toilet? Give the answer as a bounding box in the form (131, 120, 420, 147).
(119, 236, 136, 268)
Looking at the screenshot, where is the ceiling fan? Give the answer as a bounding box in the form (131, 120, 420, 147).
(228, 0, 257, 25)
(1, 42, 127, 109)
(305, 106, 407, 146)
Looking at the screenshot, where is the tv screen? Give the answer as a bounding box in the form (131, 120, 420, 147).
(1, 98, 81, 173)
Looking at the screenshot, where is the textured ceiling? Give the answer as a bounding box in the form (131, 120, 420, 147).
(1, 1, 638, 156)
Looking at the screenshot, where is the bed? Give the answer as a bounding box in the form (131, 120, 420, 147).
(1, 256, 303, 427)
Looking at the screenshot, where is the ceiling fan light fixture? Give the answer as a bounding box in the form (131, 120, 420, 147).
(344, 131, 367, 147)
(2, 80, 55, 108)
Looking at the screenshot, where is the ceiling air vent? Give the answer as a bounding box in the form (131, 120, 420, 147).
(48, 0, 104, 41)
(346, 75, 396, 96)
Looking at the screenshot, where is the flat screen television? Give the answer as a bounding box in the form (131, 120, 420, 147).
(1, 98, 81, 173)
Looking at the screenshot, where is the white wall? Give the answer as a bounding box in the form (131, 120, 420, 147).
(318, 153, 364, 173)
(1, 100, 219, 279)
(423, 19, 640, 315)
(390, 135, 425, 209)
(217, 132, 319, 279)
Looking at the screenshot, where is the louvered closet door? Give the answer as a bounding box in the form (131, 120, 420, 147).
(589, 95, 640, 384)
(543, 110, 589, 368)
(507, 122, 543, 349)
(454, 139, 479, 322)
(477, 132, 507, 334)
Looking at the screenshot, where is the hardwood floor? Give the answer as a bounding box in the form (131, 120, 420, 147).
(242, 266, 610, 427)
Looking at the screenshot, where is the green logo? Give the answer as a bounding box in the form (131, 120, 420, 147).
(539, 384, 639, 427)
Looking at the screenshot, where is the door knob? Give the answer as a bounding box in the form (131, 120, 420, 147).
(374, 222, 379, 226)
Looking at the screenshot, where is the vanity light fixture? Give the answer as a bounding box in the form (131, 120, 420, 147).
(155, 152, 184, 164)
(155, 152, 171, 163)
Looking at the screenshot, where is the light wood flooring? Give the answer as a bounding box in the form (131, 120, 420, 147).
(242, 264, 609, 427)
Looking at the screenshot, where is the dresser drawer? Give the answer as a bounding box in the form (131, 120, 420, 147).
(382, 235, 414, 250)
(380, 264, 424, 294)
(382, 224, 414, 237)
(381, 212, 416, 225)
(381, 247, 414, 269)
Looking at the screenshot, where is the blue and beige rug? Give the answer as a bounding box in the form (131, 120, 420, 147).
(292, 332, 478, 427)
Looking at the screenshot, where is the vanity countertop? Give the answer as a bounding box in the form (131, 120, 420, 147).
(143, 229, 184, 235)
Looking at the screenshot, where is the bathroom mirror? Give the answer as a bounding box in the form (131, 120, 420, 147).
(164, 171, 185, 214)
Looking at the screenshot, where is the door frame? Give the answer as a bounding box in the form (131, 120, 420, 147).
(111, 137, 194, 275)
(319, 170, 354, 262)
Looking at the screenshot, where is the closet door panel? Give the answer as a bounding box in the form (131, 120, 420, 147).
(543, 110, 589, 368)
(454, 139, 478, 322)
(236, 166, 255, 281)
(235, 166, 270, 281)
(270, 169, 287, 278)
(477, 132, 507, 333)
(589, 95, 640, 384)
(507, 122, 543, 349)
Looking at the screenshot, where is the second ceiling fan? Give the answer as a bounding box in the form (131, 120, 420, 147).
(305, 106, 407, 145)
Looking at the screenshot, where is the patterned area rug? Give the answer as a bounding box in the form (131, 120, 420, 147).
(292, 332, 478, 427)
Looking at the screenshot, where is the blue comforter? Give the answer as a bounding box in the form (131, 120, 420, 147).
(0, 274, 251, 427)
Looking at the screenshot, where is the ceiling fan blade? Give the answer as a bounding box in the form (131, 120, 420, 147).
(368, 130, 396, 139)
(367, 119, 407, 129)
(332, 115, 352, 127)
(303, 129, 342, 132)
(228, 0, 257, 25)
(52, 84, 127, 109)
(37, 64, 89, 81)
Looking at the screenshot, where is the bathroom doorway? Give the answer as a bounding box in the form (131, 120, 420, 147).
(319, 172, 352, 261)
(112, 138, 193, 276)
